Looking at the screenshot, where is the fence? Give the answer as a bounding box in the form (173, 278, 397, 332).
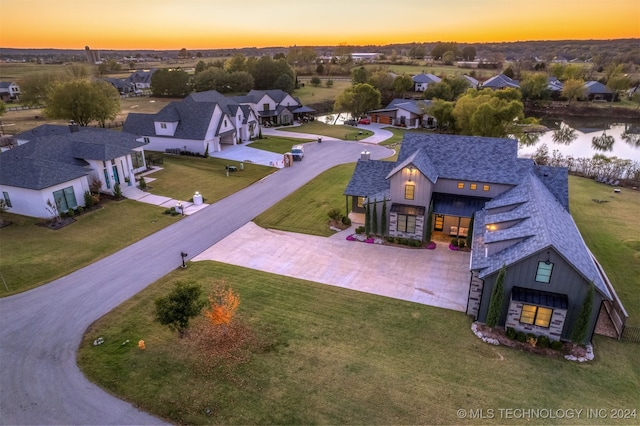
(621, 325, 640, 343)
(6, 105, 43, 111)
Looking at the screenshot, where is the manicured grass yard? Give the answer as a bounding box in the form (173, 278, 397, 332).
(79, 261, 640, 425)
(253, 163, 356, 236)
(247, 135, 314, 154)
(568, 176, 640, 322)
(143, 154, 274, 202)
(0, 200, 179, 296)
(278, 121, 374, 140)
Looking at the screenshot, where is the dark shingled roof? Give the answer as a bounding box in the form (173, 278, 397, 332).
(1, 125, 143, 190)
(344, 159, 394, 197)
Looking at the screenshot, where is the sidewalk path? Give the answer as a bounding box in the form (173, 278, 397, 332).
(0, 141, 393, 425)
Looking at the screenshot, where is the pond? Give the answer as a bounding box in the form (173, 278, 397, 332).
(517, 117, 640, 163)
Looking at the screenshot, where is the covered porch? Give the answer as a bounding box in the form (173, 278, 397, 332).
(430, 193, 489, 240)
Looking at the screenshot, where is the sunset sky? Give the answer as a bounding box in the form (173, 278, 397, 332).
(1, 0, 638, 50)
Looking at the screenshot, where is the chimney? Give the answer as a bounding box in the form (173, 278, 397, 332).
(69, 121, 79, 133)
(360, 150, 370, 161)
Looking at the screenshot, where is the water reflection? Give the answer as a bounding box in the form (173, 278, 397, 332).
(515, 131, 541, 146)
(519, 119, 640, 162)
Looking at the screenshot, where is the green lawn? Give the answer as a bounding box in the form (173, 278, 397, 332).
(79, 261, 640, 425)
(276, 121, 374, 140)
(0, 200, 179, 296)
(254, 163, 355, 236)
(247, 135, 314, 154)
(568, 176, 640, 322)
(143, 154, 274, 202)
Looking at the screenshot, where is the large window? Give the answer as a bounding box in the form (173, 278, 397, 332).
(357, 197, 365, 208)
(520, 305, 552, 328)
(397, 214, 416, 233)
(53, 187, 78, 212)
(535, 261, 554, 283)
(131, 151, 144, 169)
(404, 184, 415, 200)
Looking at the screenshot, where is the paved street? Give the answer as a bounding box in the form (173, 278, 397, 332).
(0, 140, 393, 425)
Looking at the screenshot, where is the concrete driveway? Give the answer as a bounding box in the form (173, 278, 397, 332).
(193, 222, 471, 312)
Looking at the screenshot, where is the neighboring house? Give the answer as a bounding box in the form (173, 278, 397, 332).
(123, 90, 260, 155)
(103, 77, 136, 94)
(412, 73, 441, 92)
(231, 89, 315, 126)
(0, 124, 146, 218)
(127, 69, 157, 90)
(368, 99, 435, 128)
(481, 74, 520, 90)
(462, 74, 480, 89)
(344, 133, 613, 344)
(0, 81, 21, 102)
(583, 81, 614, 102)
(547, 77, 564, 98)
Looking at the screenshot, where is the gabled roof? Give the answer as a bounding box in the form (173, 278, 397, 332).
(482, 74, 520, 89)
(412, 73, 441, 84)
(397, 133, 531, 185)
(0, 81, 17, 89)
(584, 81, 612, 94)
(471, 172, 610, 299)
(344, 159, 395, 197)
(463, 75, 479, 87)
(1, 126, 143, 190)
(245, 89, 300, 106)
(369, 99, 432, 116)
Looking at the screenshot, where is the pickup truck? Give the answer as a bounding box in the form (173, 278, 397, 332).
(291, 144, 304, 161)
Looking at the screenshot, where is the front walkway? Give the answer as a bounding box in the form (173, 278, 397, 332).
(193, 222, 471, 312)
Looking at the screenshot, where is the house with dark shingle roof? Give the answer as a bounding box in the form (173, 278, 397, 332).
(231, 89, 315, 126)
(0, 125, 146, 218)
(412, 73, 441, 92)
(582, 81, 614, 102)
(368, 99, 435, 128)
(481, 73, 520, 90)
(0, 81, 21, 102)
(123, 90, 260, 155)
(344, 133, 614, 344)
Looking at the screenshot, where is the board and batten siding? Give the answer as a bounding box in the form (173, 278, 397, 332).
(476, 248, 604, 342)
(389, 168, 432, 207)
(434, 178, 513, 199)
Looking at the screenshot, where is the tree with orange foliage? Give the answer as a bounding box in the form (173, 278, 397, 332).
(204, 285, 240, 326)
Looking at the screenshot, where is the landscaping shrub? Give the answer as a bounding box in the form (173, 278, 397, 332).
(386, 236, 395, 243)
(341, 216, 351, 226)
(76, 206, 84, 215)
(113, 183, 122, 199)
(355, 226, 365, 234)
(450, 238, 458, 246)
(327, 208, 342, 221)
(84, 191, 93, 208)
(506, 327, 516, 339)
(537, 335, 550, 348)
(550, 340, 564, 351)
(139, 176, 147, 190)
(458, 239, 466, 248)
(67, 208, 75, 217)
(515, 331, 527, 342)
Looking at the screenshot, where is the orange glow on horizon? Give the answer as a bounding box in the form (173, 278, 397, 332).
(1, 0, 638, 51)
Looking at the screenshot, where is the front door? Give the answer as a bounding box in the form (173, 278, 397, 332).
(434, 214, 444, 231)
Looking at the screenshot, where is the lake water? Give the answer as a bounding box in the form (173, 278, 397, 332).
(517, 118, 640, 163)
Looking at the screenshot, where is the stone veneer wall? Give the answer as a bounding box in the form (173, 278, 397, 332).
(505, 299, 567, 341)
(467, 271, 483, 317)
(388, 212, 425, 240)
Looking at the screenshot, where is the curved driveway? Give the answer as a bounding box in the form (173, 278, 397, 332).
(0, 140, 393, 425)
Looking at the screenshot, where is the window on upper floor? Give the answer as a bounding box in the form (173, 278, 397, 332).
(535, 261, 554, 283)
(263, 103, 270, 111)
(470, 183, 477, 190)
(405, 184, 415, 200)
(143, 137, 150, 144)
(160, 123, 167, 129)
(457, 182, 464, 189)
(520, 305, 552, 328)
(483, 184, 490, 191)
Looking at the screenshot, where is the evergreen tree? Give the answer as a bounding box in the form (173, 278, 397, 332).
(486, 265, 506, 328)
(381, 199, 387, 236)
(372, 199, 378, 235)
(364, 200, 371, 236)
(425, 201, 433, 242)
(466, 212, 475, 247)
(572, 282, 594, 344)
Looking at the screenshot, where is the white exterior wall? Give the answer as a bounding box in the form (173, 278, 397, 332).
(143, 136, 213, 155)
(279, 94, 299, 107)
(0, 177, 89, 218)
(154, 121, 178, 136)
(255, 94, 276, 111)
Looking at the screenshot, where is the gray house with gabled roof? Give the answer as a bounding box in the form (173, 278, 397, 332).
(344, 133, 613, 344)
(232, 89, 315, 126)
(0, 125, 146, 218)
(123, 90, 260, 155)
(368, 99, 435, 128)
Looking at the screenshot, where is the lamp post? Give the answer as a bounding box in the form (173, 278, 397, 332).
(180, 252, 188, 268)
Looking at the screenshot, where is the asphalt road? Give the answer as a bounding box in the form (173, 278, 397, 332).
(0, 140, 393, 425)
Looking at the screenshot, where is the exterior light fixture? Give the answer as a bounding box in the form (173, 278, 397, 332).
(544, 251, 551, 265)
